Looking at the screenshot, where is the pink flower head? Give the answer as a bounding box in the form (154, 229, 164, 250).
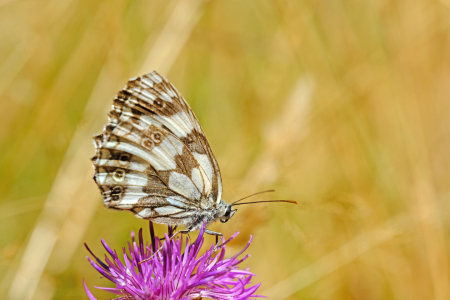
(84, 222, 263, 300)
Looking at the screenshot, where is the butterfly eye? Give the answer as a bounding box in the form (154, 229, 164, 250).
(151, 133, 162, 143)
(142, 138, 154, 149)
(113, 169, 125, 182)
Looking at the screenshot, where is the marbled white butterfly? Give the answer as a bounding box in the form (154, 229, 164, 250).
(92, 71, 295, 238)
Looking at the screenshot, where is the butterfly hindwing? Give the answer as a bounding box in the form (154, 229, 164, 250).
(92, 71, 223, 224)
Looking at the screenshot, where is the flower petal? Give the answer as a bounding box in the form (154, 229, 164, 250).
(83, 279, 97, 300)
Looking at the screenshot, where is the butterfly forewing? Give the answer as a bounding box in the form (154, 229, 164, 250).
(92, 71, 223, 225)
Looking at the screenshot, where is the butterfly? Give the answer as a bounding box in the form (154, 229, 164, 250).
(92, 71, 295, 239)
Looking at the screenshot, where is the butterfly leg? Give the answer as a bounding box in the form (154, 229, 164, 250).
(205, 229, 223, 250)
(159, 229, 190, 242)
(159, 225, 179, 241)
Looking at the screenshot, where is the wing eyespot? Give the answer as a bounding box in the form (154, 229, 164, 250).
(142, 138, 155, 149)
(151, 132, 162, 144)
(113, 169, 126, 182)
(119, 153, 130, 163)
(111, 186, 123, 201)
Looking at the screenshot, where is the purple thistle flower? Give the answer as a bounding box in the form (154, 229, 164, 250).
(83, 222, 263, 300)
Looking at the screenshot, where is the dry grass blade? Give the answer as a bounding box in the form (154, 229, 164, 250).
(263, 197, 450, 299)
(139, 0, 208, 75)
(263, 216, 404, 299)
(0, 196, 45, 220)
(229, 77, 313, 238)
(241, 76, 313, 189)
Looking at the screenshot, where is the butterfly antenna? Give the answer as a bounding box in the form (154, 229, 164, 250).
(231, 189, 276, 205)
(232, 200, 298, 206)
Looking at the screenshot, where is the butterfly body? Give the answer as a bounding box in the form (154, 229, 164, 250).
(92, 71, 237, 234)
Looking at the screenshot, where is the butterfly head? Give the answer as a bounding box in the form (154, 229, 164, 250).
(216, 200, 237, 224)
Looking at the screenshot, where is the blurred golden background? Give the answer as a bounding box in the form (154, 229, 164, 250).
(1, 0, 450, 299)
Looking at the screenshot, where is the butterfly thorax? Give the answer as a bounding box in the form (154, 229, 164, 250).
(185, 199, 237, 231)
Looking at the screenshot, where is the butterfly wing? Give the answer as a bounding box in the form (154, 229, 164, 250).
(92, 71, 223, 225)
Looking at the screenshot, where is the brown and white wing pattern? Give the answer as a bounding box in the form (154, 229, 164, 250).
(92, 71, 223, 225)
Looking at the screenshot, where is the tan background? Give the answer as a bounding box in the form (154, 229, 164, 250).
(1, 0, 450, 299)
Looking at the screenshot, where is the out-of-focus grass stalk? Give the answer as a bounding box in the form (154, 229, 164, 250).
(263, 215, 404, 299)
(400, 95, 450, 300)
(0, 196, 45, 220)
(229, 77, 314, 239)
(138, 0, 207, 75)
(263, 196, 450, 299)
(0, 0, 75, 142)
(241, 77, 313, 188)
